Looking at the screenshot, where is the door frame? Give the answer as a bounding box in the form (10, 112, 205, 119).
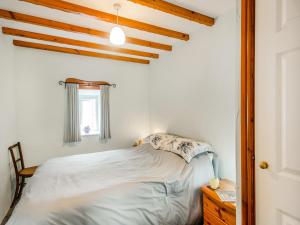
(241, 0, 255, 225)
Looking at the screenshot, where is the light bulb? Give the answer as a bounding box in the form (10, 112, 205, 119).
(109, 26, 126, 45)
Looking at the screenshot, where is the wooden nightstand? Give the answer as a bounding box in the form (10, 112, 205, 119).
(201, 179, 236, 225)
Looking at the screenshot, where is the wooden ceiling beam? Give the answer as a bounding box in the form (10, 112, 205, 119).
(0, 9, 172, 51)
(20, 0, 189, 40)
(128, 0, 214, 26)
(2, 27, 159, 59)
(13, 40, 150, 64)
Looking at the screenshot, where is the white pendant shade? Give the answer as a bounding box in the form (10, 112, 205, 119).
(109, 26, 126, 45)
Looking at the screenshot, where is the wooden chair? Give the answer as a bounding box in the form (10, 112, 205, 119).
(8, 142, 37, 208)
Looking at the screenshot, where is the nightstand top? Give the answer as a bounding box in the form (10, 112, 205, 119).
(201, 179, 236, 212)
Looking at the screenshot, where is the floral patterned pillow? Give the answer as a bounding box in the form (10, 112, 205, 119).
(159, 137, 213, 163)
(147, 133, 178, 149)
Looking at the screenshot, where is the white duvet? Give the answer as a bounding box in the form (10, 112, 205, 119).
(7, 144, 214, 225)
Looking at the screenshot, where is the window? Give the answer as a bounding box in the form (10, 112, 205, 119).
(79, 89, 100, 136)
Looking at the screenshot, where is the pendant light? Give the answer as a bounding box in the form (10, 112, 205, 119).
(110, 3, 126, 46)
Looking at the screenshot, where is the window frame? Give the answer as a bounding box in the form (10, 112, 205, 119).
(78, 88, 101, 136)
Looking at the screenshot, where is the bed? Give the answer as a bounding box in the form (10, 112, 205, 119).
(6, 143, 215, 225)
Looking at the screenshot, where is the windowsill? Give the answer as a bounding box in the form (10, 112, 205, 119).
(81, 132, 100, 137)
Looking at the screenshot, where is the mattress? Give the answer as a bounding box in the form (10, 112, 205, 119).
(7, 144, 215, 225)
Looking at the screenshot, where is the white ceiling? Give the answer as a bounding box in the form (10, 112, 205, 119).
(0, 0, 235, 62)
(164, 0, 236, 17)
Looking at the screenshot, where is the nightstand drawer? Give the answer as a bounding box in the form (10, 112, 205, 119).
(219, 208, 235, 225)
(204, 210, 226, 225)
(203, 195, 236, 225)
(203, 195, 221, 218)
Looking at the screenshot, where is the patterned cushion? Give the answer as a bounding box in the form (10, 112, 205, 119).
(147, 133, 178, 149)
(160, 137, 213, 163)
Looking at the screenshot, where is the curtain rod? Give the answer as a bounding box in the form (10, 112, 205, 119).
(58, 81, 117, 88)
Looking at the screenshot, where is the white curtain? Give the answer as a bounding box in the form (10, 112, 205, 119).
(64, 83, 81, 144)
(99, 85, 111, 142)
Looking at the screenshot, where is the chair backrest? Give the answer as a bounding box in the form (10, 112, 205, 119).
(8, 142, 25, 177)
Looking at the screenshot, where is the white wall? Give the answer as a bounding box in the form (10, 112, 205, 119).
(0, 33, 17, 220)
(14, 48, 150, 166)
(149, 9, 237, 180)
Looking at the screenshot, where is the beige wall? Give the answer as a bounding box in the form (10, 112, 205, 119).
(13, 47, 150, 167)
(149, 9, 237, 180)
(0, 33, 17, 220)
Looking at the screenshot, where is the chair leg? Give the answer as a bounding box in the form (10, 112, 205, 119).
(10, 177, 20, 209)
(18, 177, 25, 199)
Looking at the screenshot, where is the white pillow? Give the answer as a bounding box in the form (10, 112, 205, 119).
(160, 137, 213, 163)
